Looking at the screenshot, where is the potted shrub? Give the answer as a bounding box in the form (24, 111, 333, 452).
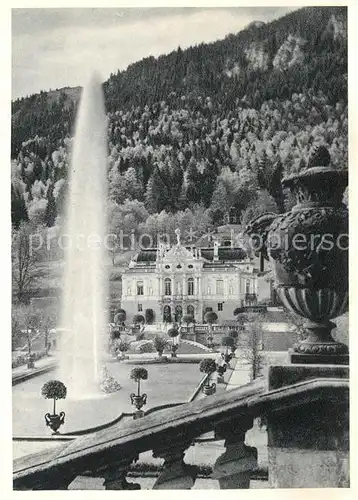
(116, 340, 130, 360)
(41, 380, 67, 434)
(153, 336, 168, 359)
(167, 326, 180, 358)
(204, 311, 218, 349)
(130, 367, 148, 418)
(114, 311, 126, 327)
(216, 361, 227, 384)
(199, 358, 217, 395)
(221, 336, 234, 364)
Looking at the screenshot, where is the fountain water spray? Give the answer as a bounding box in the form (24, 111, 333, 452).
(59, 73, 108, 399)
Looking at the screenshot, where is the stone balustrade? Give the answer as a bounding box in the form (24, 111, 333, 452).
(13, 373, 349, 490)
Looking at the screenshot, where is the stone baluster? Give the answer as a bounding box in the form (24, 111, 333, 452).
(212, 416, 257, 489)
(152, 439, 197, 489)
(102, 457, 140, 490)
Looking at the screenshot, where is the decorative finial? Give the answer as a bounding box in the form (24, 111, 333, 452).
(175, 228, 181, 245)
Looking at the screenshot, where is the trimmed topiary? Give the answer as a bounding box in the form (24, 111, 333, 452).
(41, 380, 67, 415)
(182, 314, 194, 325)
(167, 327, 179, 338)
(221, 336, 234, 347)
(130, 367, 148, 381)
(204, 311, 217, 324)
(114, 311, 126, 325)
(133, 314, 145, 325)
(199, 358, 217, 375)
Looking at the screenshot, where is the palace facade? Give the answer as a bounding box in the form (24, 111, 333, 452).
(121, 234, 263, 324)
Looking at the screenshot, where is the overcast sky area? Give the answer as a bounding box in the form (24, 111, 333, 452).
(12, 7, 295, 100)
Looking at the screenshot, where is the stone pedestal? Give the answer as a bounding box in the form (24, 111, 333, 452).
(267, 364, 349, 488)
(289, 349, 349, 366)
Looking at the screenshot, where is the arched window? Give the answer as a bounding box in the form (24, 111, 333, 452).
(187, 305, 195, 316)
(188, 278, 194, 296)
(164, 278, 172, 296)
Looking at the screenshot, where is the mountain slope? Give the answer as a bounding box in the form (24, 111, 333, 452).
(10, 6, 347, 233)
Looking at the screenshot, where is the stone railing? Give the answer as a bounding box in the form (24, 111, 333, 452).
(13, 374, 348, 490)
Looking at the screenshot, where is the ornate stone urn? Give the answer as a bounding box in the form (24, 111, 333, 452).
(200, 358, 217, 395)
(45, 412, 65, 434)
(130, 367, 148, 419)
(216, 363, 227, 384)
(130, 393, 147, 411)
(221, 352, 233, 364)
(246, 147, 348, 364)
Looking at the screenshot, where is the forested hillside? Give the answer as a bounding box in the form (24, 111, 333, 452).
(11, 6, 347, 241)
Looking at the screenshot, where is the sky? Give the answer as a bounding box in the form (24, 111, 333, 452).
(12, 7, 295, 100)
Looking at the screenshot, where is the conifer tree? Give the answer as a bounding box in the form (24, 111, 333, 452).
(44, 183, 57, 227)
(11, 185, 29, 229)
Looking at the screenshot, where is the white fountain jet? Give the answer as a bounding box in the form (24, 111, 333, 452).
(59, 72, 108, 399)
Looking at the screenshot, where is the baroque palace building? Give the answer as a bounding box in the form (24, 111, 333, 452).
(121, 230, 261, 324)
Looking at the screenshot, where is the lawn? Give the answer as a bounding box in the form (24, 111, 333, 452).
(12, 361, 203, 437)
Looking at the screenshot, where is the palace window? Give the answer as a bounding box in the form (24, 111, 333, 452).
(138, 304, 143, 312)
(229, 285, 233, 295)
(218, 303, 223, 311)
(127, 287, 132, 296)
(149, 287, 153, 296)
(188, 278, 194, 296)
(216, 280, 224, 295)
(187, 304, 195, 316)
(207, 286, 212, 295)
(246, 279, 251, 294)
(137, 281, 144, 295)
(164, 278, 172, 296)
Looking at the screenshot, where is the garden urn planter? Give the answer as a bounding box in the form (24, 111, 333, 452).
(202, 382, 216, 395)
(246, 147, 348, 364)
(130, 393, 147, 410)
(45, 412, 65, 434)
(221, 352, 233, 364)
(216, 364, 227, 384)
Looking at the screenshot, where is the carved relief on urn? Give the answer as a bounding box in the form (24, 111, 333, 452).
(245, 147, 348, 364)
